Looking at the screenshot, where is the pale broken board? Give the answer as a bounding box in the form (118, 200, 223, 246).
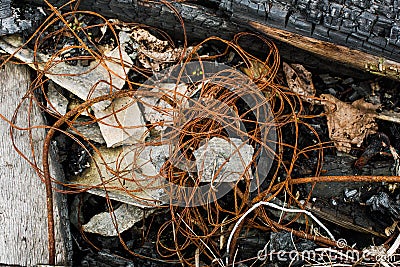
(70, 145, 170, 208)
(0, 35, 149, 147)
(0, 35, 132, 111)
(0, 63, 72, 265)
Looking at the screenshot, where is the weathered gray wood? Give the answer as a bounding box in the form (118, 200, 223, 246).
(0, 63, 72, 265)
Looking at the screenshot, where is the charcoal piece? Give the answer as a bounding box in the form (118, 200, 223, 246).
(354, 133, 390, 169)
(368, 36, 388, 48)
(289, 13, 313, 34)
(389, 23, 400, 43)
(346, 34, 365, 49)
(81, 250, 136, 267)
(312, 24, 330, 40)
(327, 29, 349, 43)
(269, 232, 295, 256)
(0, 0, 11, 18)
(366, 192, 400, 220)
(265, 232, 317, 264)
(357, 11, 378, 35)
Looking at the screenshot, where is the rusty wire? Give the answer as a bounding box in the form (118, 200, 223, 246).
(1, 1, 399, 266)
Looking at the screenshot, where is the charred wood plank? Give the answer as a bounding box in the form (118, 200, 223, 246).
(307, 155, 394, 237)
(250, 21, 400, 80)
(24, 0, 400, 64)
(221, 0, 400, 61)
(15, 0, 399, 79)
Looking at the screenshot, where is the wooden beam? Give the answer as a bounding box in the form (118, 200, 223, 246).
(0, 63, 72, 265)
(249, 21, 400, 81)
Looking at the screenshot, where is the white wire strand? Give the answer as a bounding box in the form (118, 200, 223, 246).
(226, 200, 336, 265)
(177, 213, 225, 267)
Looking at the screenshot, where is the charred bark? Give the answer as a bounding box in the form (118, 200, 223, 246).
(222, 0, 400, 62)
(0, 1, 44, 36)
(12, 0, 398, 79)
(22, 0, 400, 62)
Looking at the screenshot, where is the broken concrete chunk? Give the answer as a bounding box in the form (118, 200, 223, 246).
(141, 97, 172, 132)
(67, 117, 106, 144)
(95, 96, 149, 147)
(0, 35, 132, 111)
(82, 204, 151, 236)
(140, 145, 171, 173)
(193, 137, 254, 183)
(46, 81, 68, 115)
(70, 145, 169, 208)
(140, 83, 189, 132)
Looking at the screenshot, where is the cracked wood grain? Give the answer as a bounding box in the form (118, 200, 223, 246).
(0, 63, 72, 265)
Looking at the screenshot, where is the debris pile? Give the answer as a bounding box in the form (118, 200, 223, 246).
(2, 7, 400, 267)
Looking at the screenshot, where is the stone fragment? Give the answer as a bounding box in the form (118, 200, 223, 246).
(82, 204, 152, 236)
(193, 137, 254, 183)
(0, 35, 132, 111)
(46, 81, 68, 115)
(67, 117, 106, 144)
(70, 145, 169, 208)
(95, 96, 149, 147)
(140, 83, 188, 132)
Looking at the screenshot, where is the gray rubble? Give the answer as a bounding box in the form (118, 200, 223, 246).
(0, 35, 132, 111)
(0, 4, 45, 36)
(95, 97, 149, 147)
(0, 35, 149, 147)
(193, 137, 254, 183)
(82, 204, 153, 236)
(46, 81, 68, 116)
(70, 144, 169, 208)
(140, 83, 189, 132)
(67, 117, 106, 145)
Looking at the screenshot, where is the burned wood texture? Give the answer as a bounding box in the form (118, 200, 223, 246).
(0, 63, 72, 265)
(18, 0, 400, 78)
(305, 200, 387, 237)
(24, 0, 400, 60)
(223, 0, 400, 62)
(0, 1, 43, 36)
(307, 155, 393, 237)
(250, 21, 400, 80)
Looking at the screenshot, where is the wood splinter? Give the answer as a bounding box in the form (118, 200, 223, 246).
(249, 21, 400, 81)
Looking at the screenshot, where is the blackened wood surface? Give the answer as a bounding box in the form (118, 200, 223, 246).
(23, 0, 400, 62)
